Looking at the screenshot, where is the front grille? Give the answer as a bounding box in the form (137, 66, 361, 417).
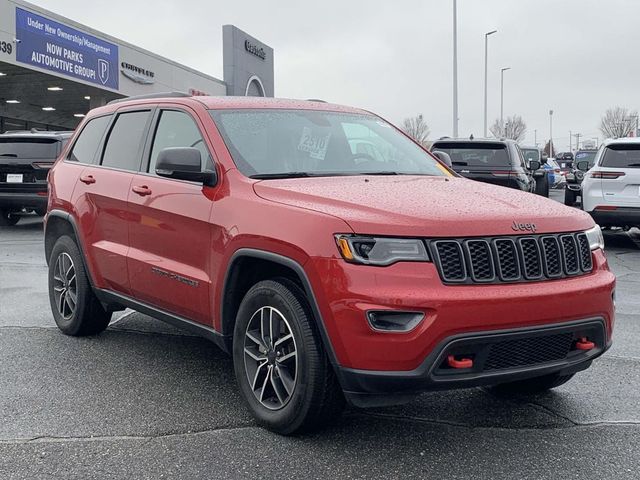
(430, 232, 593, 285)
(483, 332, 574, 371)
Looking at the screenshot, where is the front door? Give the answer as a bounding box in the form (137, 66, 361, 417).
(127, 108, 216, 325)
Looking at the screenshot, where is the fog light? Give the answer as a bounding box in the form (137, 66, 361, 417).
(366, 311, 424, 332)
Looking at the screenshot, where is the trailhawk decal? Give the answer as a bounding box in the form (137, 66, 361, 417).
(151, 267, 199, 287)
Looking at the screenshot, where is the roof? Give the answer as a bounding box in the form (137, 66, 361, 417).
(432, 137, 517, 145)
(91, 95, 370, 115)
(0, 130, 73, 139)
(602, 137, 640, 146)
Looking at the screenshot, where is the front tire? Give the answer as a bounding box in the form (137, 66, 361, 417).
(48, 235, 111, 336)
(0, 209, 20, 226)
(233, 278, 344, 435)
(487, 372, 575, 396)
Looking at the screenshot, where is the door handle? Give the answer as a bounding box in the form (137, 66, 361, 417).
(79, 174, 96, 185)
(132, 185, 152, 196)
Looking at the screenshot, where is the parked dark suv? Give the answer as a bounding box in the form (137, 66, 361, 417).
(431, 138, 548, 196)
(565, 149, 598, 206)
(45, 94, 613, 434)
(0, 130, 73, 225)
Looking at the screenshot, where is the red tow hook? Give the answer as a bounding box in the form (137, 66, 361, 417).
(575, 337, 595, 351)
(447, 355, 473, 369)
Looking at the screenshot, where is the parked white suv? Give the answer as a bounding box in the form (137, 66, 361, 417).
(581, 138, 640, 229)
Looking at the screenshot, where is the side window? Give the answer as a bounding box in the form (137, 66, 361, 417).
(148, 110, 212, 174)
(101, 111, 151, 171)
(67, 116, 111, 164)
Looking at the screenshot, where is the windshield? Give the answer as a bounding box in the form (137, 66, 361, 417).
(574, 150, 597, 168)
(0, 137, 60, 159)
(521, 148, 540, 162)
(601, 144, 640, 168)
(431, 142, 510, 167)
(209, 109, 449, 178)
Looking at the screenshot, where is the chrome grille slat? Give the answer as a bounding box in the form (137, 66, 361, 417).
(430, 232, 593, 285)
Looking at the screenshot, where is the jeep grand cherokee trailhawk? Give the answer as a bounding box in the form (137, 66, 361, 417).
(45, 93, 615, 434)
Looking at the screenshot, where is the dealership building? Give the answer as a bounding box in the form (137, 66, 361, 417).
(0, 0, 274, 132)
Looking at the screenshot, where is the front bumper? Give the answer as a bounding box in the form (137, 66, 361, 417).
(306, 250, 615, 404)
(337, 318, 609, 407)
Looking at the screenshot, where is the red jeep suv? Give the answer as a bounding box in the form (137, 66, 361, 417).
(45, 93, 615, 434)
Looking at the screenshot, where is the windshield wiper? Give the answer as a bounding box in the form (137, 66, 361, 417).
(626, 163, 640, 167)
(0, 153, 18, 157)
(250, 172, 312, 179)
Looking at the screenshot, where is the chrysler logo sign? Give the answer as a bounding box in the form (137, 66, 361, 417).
(244, 40, 266, 60)
(511, 221, 537, 233)
(120, 62, 155, 85)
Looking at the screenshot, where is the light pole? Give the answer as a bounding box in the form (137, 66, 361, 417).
(452, 0, 459, 137)
(500, 67, 510, 137)
(483, 29, 497, 138)
(549, 109, 554, 157)
(534, 129, 537, 146)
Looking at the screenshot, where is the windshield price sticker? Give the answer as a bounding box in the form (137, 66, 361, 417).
(298, 127, 331, 160)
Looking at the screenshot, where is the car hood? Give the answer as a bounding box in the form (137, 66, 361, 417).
(253, 176, 594, 237)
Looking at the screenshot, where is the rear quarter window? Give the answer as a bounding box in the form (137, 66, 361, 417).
(68, 116, 112, 164)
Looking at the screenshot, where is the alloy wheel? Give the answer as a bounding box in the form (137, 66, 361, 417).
(243, 306, 298, 410)
(52, 252, 77, 320)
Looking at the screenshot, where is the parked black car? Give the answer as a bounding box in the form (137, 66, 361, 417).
(564, 149, 598, 206)
(431, 138, 548, 196)
(556, 151, 575, 173)
(0, 130, 73, 226)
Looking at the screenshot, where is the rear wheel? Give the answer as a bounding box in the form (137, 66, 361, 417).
(233, 278, 344, 435)
(487, 372, 575, 396)
(0, 209, 20, 226)
(48, 235, 111, 336)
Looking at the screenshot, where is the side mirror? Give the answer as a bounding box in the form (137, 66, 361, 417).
(528, 159, 541, 171)
(576, 160, 590, 172)
(432, 150, 453, 168)
(156, 147, 216, 186)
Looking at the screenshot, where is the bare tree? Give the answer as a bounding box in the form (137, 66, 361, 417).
(489, 115, 527, 142)
(402, 114, 430, 147)
(599, 106, 638, 139)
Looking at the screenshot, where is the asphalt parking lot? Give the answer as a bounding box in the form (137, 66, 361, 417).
(1, 191, 639, 479)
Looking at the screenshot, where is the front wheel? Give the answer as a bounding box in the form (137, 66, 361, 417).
(233, 278, 344, 435)
(486, 372, 575, 396)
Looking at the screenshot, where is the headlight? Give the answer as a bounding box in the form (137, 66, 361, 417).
(585, 225, 604, 250)
(335, 235, 430, 266)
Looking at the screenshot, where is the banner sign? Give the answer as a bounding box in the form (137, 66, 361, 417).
(15, 7, 119, 90)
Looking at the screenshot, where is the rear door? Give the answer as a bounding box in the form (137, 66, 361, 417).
(599, 144, 640, 207)
(127, 107, 216, 325)
(70, 109, 153, 295)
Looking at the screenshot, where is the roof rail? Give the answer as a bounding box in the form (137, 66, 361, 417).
(107, 91, 192, 105)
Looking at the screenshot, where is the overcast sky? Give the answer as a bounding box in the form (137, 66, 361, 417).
(31, 0, 640, 150)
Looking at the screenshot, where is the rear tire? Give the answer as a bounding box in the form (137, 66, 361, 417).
(233, 278, 344, 435)
(487, 372, 575, 396)
(564, 188, 577, 206)
(48, 235, 111, 336)
(534, 175, 549, 197)
(0, 209, 20, 226)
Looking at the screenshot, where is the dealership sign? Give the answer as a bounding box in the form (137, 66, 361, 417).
(15, 7, 119, 90)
